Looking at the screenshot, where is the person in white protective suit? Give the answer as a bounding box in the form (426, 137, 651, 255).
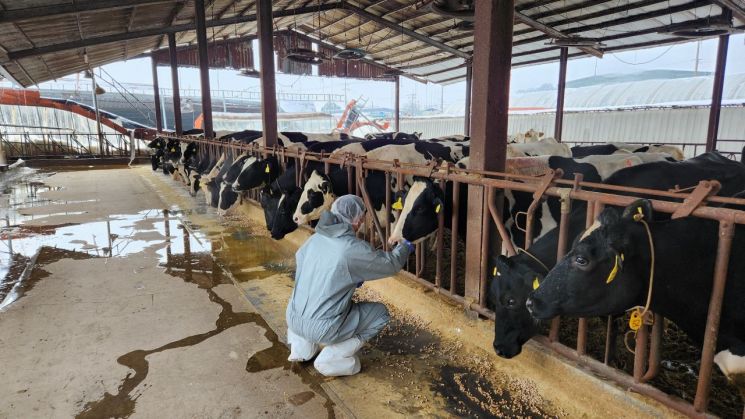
(285, 194, 414, 376)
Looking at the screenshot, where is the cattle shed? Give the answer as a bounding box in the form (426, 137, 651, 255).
(1, 1, 745, 418)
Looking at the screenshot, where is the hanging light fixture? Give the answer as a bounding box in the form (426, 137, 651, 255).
(375, 68, 404, 81)
(428, 0, 474, 21)
(546, 37, 607, 48)
(84, 70, 93, 79)
(658, 17, 742, 38)
(237, 68, 260, 78)
(286, 48, 328, 65)
(94, 84, 106, 95)
(334, 48, 366, 60)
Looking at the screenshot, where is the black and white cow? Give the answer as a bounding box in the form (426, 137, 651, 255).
(364, 131, 421, 141)
(217, 152, 253, 212)
(507, 137, 571, 158)
(526, 199, 745, 405)
(295, 140, 469, 228)
(147, 137, 167, 171)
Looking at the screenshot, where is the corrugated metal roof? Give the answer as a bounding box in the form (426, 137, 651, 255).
(510, 72, 745, 109)
(0, 0, 742, 87)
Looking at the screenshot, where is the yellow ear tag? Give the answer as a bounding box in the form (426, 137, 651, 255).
(629, 309, 642, 331)
(170, 148, 176, 152)
(493, 267, 497, 277)
(435, 203, 441, 214)
(392, 198, 403, 210)
(532, 277, 540, 290)
(265, 165, 270, 173)
(606, 253, 623, 284)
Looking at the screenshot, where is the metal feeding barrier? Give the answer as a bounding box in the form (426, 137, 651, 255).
(164, 133, 745, 417)
(0, 130, 146, 159)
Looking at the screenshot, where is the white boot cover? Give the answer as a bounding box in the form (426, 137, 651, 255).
(313, 337, 365, 377)
(287, 329, 320, 362)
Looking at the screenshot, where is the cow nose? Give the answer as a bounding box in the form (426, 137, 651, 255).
(293, 216, 300, 223)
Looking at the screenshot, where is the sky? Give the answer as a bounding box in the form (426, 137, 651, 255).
(29, 33, 745, 113)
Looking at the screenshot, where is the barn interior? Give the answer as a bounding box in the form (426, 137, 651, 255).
(1, 1, 745, 418)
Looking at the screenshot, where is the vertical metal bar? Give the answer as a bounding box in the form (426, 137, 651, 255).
(168, 32, 183, 135)
(194, 0, 213, 139)
(479, 188, 491, 307)
(89, 71, 104, 157)
(603, 316, 615, 364)
(633, 320, 650, 382)
(394, 75, 400, 132)
(384, 171, 391, 251)
(554, 47, 568, 142)
(706, 31, 730, 152)
(257, 0, 278, 149)
(465, 0, 513, 304)
(435, 181, 445, 288)
(151, 55, 163, 132)
(450, 181, 460, 293)
(464, 65, 472, 136)
(694, 220, 735, 412)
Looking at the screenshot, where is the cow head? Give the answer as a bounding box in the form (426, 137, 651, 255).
(147, 137, 166, 150)
(189, 172, 202, 196)
(388, 178, 444, 244)
(527, 200, 653, 320)
(489, 255, 543, 358)
(293, 170, 334, 225)
(164, 139, 181, 164)
(232, 155, 279, 191)
(271, 188, 302, 240)
(218, 182, 239, 213)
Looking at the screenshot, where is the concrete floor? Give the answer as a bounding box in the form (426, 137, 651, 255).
(0, 164, 685, 419)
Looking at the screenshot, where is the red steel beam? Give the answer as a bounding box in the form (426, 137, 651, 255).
(168, 32, 183, 135)
(554, 47, 568, 141)
(151, 55, 163, 131)
(464, 0, 513, 303)
(256, 0, 278, 148)
(706, 33, 730, 152)
(194, 0, 213, 139)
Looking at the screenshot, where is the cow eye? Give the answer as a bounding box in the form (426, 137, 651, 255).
(506, 297, 517, 308)
(575, 256, 588, 266)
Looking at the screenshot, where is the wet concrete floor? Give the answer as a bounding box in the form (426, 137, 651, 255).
(0, 164, 658, 418)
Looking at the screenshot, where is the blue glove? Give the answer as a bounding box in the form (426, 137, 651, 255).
(401, 239, 415, 252)
(356, 282, 364, 288)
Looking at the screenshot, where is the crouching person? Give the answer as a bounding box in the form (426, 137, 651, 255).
(285, 194, 414, 376)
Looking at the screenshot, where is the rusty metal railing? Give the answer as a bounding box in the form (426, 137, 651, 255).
(162, 133, 745, 417)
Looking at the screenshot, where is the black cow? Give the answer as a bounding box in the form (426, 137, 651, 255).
(489, 208, 588, 358)
(603, 152, 745, 201)
(526, 199, 745, 405)
(486, 152, 745, 359)
(570, 144, 619, 158)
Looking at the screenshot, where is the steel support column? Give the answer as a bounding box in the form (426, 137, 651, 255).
(464, 64, 472, 136)
(464, 0, 513, 302)
(256, 0, 278, 148)
(168, 33, 183, 135)
(706, 33, 729, 152)
(151, 55, 163, 132)
(394, 76, 400, 132)
(554, 47, 568, 141)
(194, 0, 213, 139)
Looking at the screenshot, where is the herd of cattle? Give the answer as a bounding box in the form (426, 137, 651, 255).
(148, 129, 745, 405)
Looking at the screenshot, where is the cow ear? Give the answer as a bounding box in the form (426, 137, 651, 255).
(495, 255, 512, 272)
(622, 199, 653, 222)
